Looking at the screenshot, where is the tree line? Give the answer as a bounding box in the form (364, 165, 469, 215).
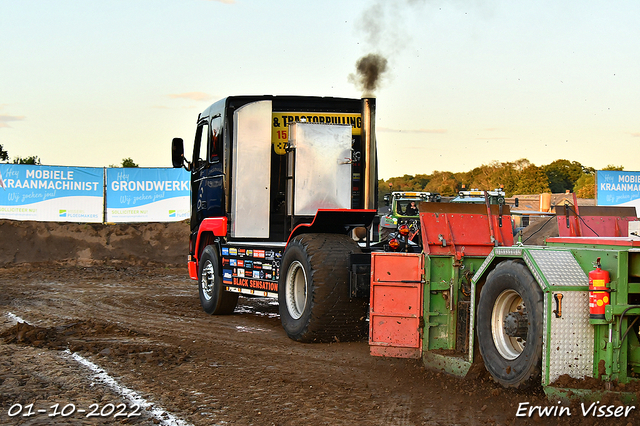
(378, 159, 624, 199)
(0, 143, 40, 165)
(0, 144, 622, 198)
(0, 144, 138, 168)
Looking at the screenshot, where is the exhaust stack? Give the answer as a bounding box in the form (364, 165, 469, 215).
(362, 98, 377, 210)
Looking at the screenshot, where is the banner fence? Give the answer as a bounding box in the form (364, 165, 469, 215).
(0, 164, 190, 223)
(596, 170, 640, 214)
(6, 166, 637, 223)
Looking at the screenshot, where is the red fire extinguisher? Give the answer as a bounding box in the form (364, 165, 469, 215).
(589, 257, 610, 320)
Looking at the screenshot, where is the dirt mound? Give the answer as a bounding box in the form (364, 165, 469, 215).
(552, 373, 640, 395)
(1, 319, 190, 366)
(0, 219, 189, 266)
(1, 319, 137, 349)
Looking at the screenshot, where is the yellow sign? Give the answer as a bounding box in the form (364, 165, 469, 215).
(271, 112, 362, 155)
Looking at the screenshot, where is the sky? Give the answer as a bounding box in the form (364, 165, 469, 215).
(1, 0, 639, 179)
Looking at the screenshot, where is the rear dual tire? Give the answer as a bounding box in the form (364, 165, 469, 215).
(278, 233, 367, 343)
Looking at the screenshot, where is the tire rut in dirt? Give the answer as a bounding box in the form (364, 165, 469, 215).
(0, 344, 156, 425)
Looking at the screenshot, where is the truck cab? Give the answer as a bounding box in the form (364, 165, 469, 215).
(172, 95, 378, 342)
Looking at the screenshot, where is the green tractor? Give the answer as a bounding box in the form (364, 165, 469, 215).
(379, 191, 440, 242)
(450, 188, 506, 205)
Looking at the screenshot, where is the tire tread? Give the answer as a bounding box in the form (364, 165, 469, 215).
(281, 233, 367, 342)
(477, 259, 543, 388)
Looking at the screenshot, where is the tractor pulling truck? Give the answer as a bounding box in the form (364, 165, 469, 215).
(369, 199, 640, 401)
(172, 94, 640, 401)
(172, 95, 378, 343)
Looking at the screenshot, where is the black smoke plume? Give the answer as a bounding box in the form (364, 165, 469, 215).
(350, 1, 432, 95)
(349, 53, 388, 97)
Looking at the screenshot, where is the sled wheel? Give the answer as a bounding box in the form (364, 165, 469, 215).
(477, 260, 543, 388)
(198, 245, 238, 315)
(278, 233, 367, 342)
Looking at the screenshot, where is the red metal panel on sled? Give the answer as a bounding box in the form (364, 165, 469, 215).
(418, 203, 513, 258)
(555, 204, 638, 238)
(369, 252, 423, 359)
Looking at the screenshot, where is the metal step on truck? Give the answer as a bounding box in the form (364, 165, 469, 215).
(369, 195, 640, 401)
(172, 95, 379, 342)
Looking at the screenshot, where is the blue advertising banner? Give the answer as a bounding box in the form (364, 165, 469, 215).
(0, 164, 103, 222)
(597, 170, 640, 214)
(106, 168, 190, 222)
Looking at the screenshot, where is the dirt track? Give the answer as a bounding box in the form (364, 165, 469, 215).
(0, 220, 636, 425)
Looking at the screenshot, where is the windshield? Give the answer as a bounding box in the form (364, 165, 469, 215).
(395, 199, 420, 216)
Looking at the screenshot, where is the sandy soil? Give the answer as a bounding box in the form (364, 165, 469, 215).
(0, 220, 636, 426)
(0, 219, 189, 267)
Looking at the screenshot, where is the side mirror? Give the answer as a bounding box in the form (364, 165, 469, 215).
(514, 197, 519, 208)
(383, 194, 390, 206)
(171, 138, 185, 169)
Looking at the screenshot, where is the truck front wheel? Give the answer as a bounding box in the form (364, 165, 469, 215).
(278, 233, 367, 342)
(198, 245, 238, 315)
(477, 260, 543, 388)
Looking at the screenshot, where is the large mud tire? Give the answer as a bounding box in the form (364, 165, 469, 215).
(477, 260, 543, 388)
(278, 233, 368, 343)
(198, 245, 238, 315)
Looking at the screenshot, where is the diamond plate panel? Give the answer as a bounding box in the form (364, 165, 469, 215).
(494, 247, 523, 256)
(546, 291, 594, 384)
(542, 295, 548, 382)
(523, 252, 546, 290)
(529, 250, 588, 287)
(471, 247, 523, 285)
(472, 252, 495, 285)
